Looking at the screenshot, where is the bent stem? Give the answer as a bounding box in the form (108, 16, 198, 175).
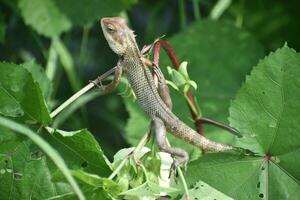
(133, 131, 151, 160)
(108, 158, 127, 180)
(184, 93, 202, 119)
(50, 66, 117, 118)
(177, 166, 190, 198)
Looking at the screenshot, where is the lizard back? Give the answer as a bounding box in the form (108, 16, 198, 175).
(101, 16, 232, 152)
(123, 55, 232, 152)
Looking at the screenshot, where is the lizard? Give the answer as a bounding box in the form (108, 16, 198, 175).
(100, 17, 233, 167)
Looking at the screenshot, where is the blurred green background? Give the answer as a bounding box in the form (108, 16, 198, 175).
(0, 0, 299, 159)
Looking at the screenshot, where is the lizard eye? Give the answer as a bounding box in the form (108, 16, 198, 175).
(106, 24, 115, 33)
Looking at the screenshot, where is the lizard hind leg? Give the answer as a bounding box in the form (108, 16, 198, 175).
(153, 117, 189, 168)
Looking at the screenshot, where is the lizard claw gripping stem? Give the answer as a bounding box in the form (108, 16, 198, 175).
(90, 80, 104, 90)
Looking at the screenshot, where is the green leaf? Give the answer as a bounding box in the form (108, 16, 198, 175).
(187, 45, 300, 199)
(178, 61, 189, 78)
(52, 0, 137, 26)
(169, 68, 186, 88)
(0, 143, 73, 200)
(45, 128, 112, 176)
(121, 181, 179, 198)
(0, 62, 51, 125)
(22, 60, 53, 100)
(182, 180, 233, 200)
(160, 20, 264, 144)
(229, 45, 300, 155)
(18, 0, 71, 38)
(0, 117, 84, 200)
(72, 170, 114, 187)
(277, 148, 300, 180)
(71, 170, 122, 197)
(185, 153, 262, 199)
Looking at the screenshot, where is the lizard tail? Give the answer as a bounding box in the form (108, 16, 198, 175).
(167, 118, 233, 152)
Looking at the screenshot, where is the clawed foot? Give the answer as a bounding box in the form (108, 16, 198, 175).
(89, 79, 105, 91)
(169, 158, 188, 179)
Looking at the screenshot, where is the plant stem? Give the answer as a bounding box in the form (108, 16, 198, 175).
(133, 131, 151, 157)
(177, 167, 190, 197)
(178, 0, 187, 29)
(210, 0, 232, 20)
(184, 93, 202, 118)
(79, 25, 91, 65)
(54, 38, 81, 91)
(192, 0, 201, 20)
(165, 139, 190, 197)
(235, 0, 244, 28)
(50, 67, 117, 118)
(45, 38, 58, 82)
(108, 158, 127, 180)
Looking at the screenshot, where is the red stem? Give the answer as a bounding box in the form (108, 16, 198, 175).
(153, 39, 204, 135)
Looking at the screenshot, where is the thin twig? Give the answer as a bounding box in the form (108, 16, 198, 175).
(200, 117, 241, 137)
(50, 67, 117, 118)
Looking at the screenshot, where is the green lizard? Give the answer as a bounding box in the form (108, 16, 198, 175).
(100, 17, 234, 166)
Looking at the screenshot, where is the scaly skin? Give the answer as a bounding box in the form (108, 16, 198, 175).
(101, 17, 232, 164)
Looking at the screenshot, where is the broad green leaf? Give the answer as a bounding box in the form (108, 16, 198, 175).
(182, 180, 233, 200)
(0, 147, 72, 200)
(0, 62, 51, 125)
(0, 126, 25, 153)
(229, 45, 300, 155)
(268, 160, 300, 199)
(45, 128, 112, 177)
(186, 153, 262, 199)
(52, 0, 137, 26)
(22, 60, 53, 100)
(187, 45, 300, 200)
(0, 117, 84, 200)
(277, 148, 300, 180)
(159, 20, 264, 143)
(18, 0, 71, 38)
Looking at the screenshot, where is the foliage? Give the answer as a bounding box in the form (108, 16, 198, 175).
(0, 0, 300, 199)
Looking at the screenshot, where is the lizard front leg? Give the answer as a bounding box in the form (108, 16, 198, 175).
(153, 117, 189, 167)
(93, 65, 123, 93)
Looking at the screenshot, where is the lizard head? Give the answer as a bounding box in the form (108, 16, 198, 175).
(101, 17, 132, 56)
